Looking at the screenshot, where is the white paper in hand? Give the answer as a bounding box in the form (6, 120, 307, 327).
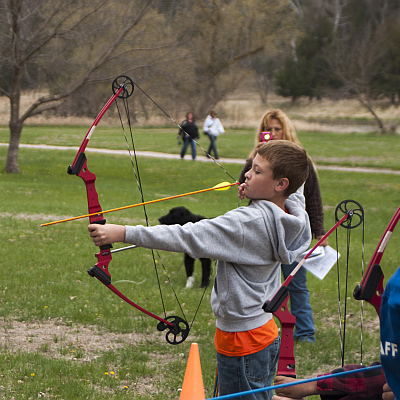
(296, 245, 340, 280)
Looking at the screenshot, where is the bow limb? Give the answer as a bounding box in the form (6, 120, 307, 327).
(353, 205, 400, 317)
(87, 247, 189, 345)
(68, 81, 129, 176)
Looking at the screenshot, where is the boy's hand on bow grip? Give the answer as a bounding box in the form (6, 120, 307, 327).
(88, 224, 125, 246)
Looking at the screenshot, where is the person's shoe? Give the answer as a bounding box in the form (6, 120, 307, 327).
(185, 276, 195, 289)
(296, 336, 315, 343)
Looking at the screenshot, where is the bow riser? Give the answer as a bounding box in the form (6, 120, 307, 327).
(273, 296, 296, 377)
(69, 154, 104, 221)
(79, 164, 104, 221)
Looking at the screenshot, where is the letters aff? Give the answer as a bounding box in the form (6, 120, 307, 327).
(380, 341, 398, 357)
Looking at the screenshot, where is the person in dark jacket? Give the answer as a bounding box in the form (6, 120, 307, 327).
(239, 109, 327, 343)
(179, 112, 199, 160)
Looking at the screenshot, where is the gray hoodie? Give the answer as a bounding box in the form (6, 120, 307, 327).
(124, 186, 311, 332)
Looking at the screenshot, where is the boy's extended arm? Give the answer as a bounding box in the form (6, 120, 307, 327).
(88, 215, 246, 262)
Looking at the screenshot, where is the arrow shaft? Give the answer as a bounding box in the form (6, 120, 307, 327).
(41, 182, 238, 226)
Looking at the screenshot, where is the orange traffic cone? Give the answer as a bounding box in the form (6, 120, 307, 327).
(180, 343, 205, 400)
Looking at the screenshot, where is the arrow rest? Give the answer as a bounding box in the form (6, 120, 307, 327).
(112, 76, 134, 98)
(335, 199, 364, 229)
(157, 316, 189, 345)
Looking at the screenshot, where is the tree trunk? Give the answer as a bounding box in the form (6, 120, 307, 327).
(356, 95, 386, 133)
(6, 96, 23, 173)
(5, 0, 23, 173)
(6, 122, 23, 173)
(6, 65, 23, 172)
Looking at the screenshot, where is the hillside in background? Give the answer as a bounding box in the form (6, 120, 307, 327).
(1, 89, 400, 134)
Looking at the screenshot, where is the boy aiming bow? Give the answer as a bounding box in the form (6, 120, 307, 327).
(89, 140, 312, 399)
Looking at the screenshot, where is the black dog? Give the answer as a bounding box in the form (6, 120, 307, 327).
(158, 206, 211, 288)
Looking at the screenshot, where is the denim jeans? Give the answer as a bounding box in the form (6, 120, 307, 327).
(180, 137, 197, 159)
(281, 261, 315, 341)
(207, 135, 218, 158)
(216, 336, 280, 400)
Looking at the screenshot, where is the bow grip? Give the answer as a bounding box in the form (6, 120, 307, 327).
(262, 286, 289, 313)
(87, 219, 113, 285)
(91, 219, 113, 251)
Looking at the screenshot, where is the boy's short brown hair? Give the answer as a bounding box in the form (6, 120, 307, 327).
(257, 140, 309, 196)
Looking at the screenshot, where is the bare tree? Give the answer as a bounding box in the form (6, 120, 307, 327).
(0, 0, 158, 172)
(328, 34, 387, 131)
(324, 0, 400, 133)
(152, 0, 298, 118)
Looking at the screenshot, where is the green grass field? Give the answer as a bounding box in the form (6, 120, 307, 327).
(0, 125, 399, 399)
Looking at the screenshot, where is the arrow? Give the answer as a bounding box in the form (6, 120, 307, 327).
(206, 364, 382, 400)
(41, 181, 239, 227)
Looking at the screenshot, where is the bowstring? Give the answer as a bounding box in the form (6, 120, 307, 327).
(359, 216, 365, 365)
(131, 79, 237, 183)
(187, 259, 218, 332)
(114, 95, 187, 322)
(335, 216, 350, 367)
(336, 213, 365, 367)
(335, 222, 343, 364)
(112, 80, 243, 334)
(343, 226, 351, 366)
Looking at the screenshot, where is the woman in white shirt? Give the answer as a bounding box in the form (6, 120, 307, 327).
(203, 110, 225, 159)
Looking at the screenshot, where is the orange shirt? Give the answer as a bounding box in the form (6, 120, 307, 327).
(214, 319, 278, 356)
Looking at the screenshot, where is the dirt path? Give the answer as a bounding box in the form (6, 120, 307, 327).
(1, 143, 400, 175)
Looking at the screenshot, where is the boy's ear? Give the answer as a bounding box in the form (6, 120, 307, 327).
(275, 178, 289, 193)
